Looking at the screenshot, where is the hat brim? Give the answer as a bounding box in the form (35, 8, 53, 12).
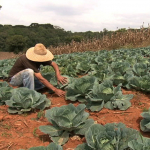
(26, 47, 54, 62)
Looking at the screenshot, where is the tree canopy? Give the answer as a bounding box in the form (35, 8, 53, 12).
(0, 22, 136, 54)
(0, 23, 111, 53)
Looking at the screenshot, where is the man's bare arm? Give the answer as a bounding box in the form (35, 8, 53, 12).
(51, 61, 67, 84)
(34, 72, 65, 97)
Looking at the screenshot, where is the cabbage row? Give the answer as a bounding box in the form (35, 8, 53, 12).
(1, 47, 150, 93)
(28, 105, 150, 150)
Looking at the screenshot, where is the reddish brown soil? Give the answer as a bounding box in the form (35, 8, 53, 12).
(0, 52, 150, 150)
(0, 52, 19, 60)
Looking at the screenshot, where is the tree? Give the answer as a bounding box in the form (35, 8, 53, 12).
(6, 35, 26, 53)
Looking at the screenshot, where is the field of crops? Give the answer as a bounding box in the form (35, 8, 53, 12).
(1, 47, 150, 150)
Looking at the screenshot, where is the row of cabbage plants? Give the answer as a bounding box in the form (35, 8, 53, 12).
(26, 104, 150, 150)
(42, 74, 133, 111)
(1, 47, 150, 93)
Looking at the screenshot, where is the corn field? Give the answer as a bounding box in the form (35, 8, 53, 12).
(6, 26, 150, 59)
(48, 26, 150, 55)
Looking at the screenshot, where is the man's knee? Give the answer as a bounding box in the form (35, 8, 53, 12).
(24, 69, 34, 77)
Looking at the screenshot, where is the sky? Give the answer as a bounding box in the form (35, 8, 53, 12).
(0, 0, 150, 32)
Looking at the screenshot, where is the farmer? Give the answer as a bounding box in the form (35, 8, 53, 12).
(8, 43, 67, 97)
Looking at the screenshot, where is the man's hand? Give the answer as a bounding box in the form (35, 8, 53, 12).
(51, 62, 68, 85)
(54, 89, 66, 97)
(34, 72, 66, 97)
(57, 75, 68, 85)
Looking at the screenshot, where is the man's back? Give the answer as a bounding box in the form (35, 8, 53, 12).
(9, 55, 51, 78)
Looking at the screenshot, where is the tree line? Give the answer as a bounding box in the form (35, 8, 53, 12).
(0, 23, 109, 53)
(0, 22, 144, 54)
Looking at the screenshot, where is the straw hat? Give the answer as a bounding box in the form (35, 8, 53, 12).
(26, 43, 54, 62)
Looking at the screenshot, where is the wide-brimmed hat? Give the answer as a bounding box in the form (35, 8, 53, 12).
(26, 43, 54, 62)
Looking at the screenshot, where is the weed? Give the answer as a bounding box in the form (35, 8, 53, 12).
(138, 102, 143, 105)
(0, 123, 11, 130)
(31, 110, 45, 121)
(3, 124, 11, 130)
(21, 113, 28, 117)
(33, 128, 38, 137)
(1, 132, 12, 137)
(37, 110, 45, 120)
(142, 107, 149, 112)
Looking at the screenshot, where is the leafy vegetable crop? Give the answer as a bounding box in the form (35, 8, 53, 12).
(75, 123, 139, 150)
(5, 87, 51, 114)
(28, 142, 63, 150)
(140, 108, 150, 132)
(66, 76, 96, 102)
(0, 81, 13, 105)
(128, 134, 150, 150)
(39, 103, 94, 145)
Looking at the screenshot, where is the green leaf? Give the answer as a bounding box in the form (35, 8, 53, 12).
(140, 119, 150, 132)
(39, 125, 63, 136)
(51, 131, 69, 145)
(74, 119, 94, 135)
(85, 124, 105, 149)
(86, 100, 104, 112)
(75, 143, 93, 150)
(29, 142, 63, 150)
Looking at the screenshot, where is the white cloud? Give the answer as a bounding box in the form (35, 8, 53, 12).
(0, 0, 150, 32)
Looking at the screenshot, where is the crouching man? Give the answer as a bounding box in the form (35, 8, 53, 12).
(8, 43, 67, 97)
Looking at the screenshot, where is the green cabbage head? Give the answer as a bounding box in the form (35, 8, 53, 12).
(39, 103, 94, 145)
(5, 87, 51, 114)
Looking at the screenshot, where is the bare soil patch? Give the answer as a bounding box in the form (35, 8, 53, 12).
(0, 52, 22, 60)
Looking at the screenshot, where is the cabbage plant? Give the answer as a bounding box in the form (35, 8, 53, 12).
(28, 142, 63, 150)
(128, 134, 150, 150)
(85, 80, 119, 111)
(140, 108, 150, 132)
(0, 86, 13, 105)
(90, 62, 109, 73)
(113, 71, 134, 87)
(5, 87, 51, 114)
(127, 74, 150, 92)
(76, 60, 91, 75)
(104, 90, 133, 111)
(39, 103, 94, 145)
(75, 123, 139, 150)
(86, 79, 133, 111)
(43, 72, 74, 89)
(0, 66, 12, 79)
(110, 61, 131, 75)
(126, 56, 137, 67)
(42, 72, 74, 94)
(132, 63, 149, 77)
(0, 81, 13, 105)
(88, 68, 114, 83)
(60, 64, 77, 77)
(0, 81, 10, 87)
(66, 76, 96, 102)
